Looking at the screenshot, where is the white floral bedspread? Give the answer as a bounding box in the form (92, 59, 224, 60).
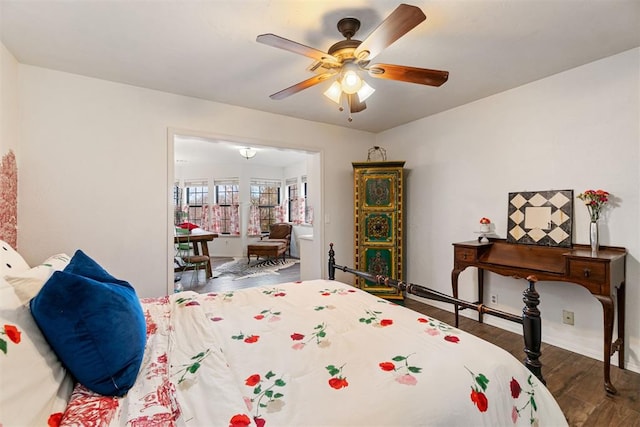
(60, 280, 567, 426)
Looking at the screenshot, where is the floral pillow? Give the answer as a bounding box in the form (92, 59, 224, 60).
(4, 253, 71, 305)
(0, 240, 30, 277)
(0, 278, 73, 426)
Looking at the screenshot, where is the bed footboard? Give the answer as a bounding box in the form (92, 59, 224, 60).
(328, 243, 544, 384)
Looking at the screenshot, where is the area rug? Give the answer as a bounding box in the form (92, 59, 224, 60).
(213, 257, 299, 281)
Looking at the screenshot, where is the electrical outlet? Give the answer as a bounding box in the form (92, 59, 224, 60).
(562, 310, 574, 325)
(490, 294, 498, 304)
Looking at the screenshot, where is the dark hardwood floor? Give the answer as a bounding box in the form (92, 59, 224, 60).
(187, 258, 640, 426)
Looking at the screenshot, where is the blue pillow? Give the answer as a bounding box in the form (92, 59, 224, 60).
(30, 250, 146, 397)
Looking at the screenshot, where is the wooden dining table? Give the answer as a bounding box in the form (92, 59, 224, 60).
(174, 232, 218, 279)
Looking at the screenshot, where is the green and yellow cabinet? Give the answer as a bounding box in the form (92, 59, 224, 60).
(352, 161, 405, 300)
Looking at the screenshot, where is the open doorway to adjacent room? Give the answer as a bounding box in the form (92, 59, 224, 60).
(167, 131, 322, 293)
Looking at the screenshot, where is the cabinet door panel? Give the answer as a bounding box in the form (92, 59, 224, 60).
(362, 212, 396, 245)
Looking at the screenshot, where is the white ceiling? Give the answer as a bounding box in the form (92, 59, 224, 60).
(173, 134, 310, 167)
(1, 0, 639, 134)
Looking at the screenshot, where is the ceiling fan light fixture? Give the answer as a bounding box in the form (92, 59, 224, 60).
(323, 81, 342, 104)
(239, 147, 257, 160)
(341, 69, 362, 94)
(357, 81, 375, 102)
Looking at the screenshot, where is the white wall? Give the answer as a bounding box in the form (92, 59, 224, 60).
(0, 43, 20, 170)
(16, 64, 373, 297)
(378, 48, 640, 372)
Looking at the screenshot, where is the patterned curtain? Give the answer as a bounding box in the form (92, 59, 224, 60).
(275, 202, 286, 224)
(296, 197, 306, 225)
(230, 205, 240, 235)
(287, 197, 306, 225)
(210, 205, 222, 233)
(201, 204, 210, 231)
(306, 205, 314, 225)
(247, 204, 261, 236)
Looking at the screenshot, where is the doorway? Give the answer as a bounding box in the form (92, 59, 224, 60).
(167, 130, 323, 293)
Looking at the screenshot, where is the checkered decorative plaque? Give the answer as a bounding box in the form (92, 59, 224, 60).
(507, 190, 573, 247)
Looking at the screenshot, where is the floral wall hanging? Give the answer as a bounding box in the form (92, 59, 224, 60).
(0, 150, 18, 249)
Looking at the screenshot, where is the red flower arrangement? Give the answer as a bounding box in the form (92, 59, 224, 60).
(577, 189, 610, 222)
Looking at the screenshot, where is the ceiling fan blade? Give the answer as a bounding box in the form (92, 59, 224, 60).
(257, 33, 341, 66)
(354, 4, 426, 62)
(269, 72, 336, 100)
(348, 93, 367, 113)
(368, 64, 449, 86)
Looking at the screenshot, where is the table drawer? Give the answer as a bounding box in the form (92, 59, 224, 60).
(568, 260, 607, 285)
(455, 247, 478, 263)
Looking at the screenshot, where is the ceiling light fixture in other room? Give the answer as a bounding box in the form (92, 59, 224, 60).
(239, 147, 257, 159)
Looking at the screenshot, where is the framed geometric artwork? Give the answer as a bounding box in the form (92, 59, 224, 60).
(507, 190, 573, 247)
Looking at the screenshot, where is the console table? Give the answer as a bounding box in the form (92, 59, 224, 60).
(451, 239, 626, 394)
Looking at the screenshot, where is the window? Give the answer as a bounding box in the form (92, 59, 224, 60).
(302, 176, 312, 224)
(214, 179, 239, 234)
(250, 180, 281, 233)
(173, 182, 184, 225)
(184, 180, 208, 227)
(286, 178, 298, 223)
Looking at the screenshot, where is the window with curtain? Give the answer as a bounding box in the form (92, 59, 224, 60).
(214, 179, 239, 235)
(250, 179, 281, 233)
(302, 175, 312, 224)
(184, 179, 208, 227)
(173, 181, 184, 226)
(286, 178, 298, 223)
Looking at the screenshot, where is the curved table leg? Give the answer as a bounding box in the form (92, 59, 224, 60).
(596, 295, 617, 395)
(452, 269, 462, 327)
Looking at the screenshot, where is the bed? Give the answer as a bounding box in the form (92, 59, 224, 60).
(0, 240, 567, 426)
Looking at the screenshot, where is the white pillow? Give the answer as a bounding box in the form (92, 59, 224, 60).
(4, 253, 71, 305)
(0, 278, 73, 426)
(0, 240, 29, 277)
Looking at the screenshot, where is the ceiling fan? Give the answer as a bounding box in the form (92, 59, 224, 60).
(256, 3, 449, 118)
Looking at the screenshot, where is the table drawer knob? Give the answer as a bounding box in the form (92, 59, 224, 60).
(583, 268, 591, 277)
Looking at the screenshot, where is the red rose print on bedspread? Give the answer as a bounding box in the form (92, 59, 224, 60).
(254, 309, 282, 322)
(417, 316, 461, 343)
(510, 377, 522, 398)
(378, 354, 421, 385)
(466, 367, 490, 413)
(262, 288, 286, 297)
(229, 413, 252, 427)
(1, 324, 21, 354)
(470, 389, 489, 413)
(244, 370, 287, 425)
(232, 332, 260, 344)
(359, 309, 393, 327)
(510, 374, 540, 425)
(326, 364, 349, 390)
(175, 296, 199, 306)
(290, 323, 329, 349)
(319, 287, 357, 296)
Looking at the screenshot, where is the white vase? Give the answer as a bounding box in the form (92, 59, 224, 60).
(589, 221, 599, 254)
